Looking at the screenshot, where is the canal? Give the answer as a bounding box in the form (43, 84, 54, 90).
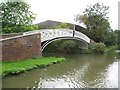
(2, 53, 119, 88)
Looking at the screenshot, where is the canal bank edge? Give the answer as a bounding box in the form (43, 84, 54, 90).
(1, 57, 65, 78)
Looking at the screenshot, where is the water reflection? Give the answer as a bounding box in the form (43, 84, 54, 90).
(2, 54, 118, 88)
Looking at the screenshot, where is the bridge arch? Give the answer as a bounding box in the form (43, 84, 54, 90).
(41, 37, 89, 51)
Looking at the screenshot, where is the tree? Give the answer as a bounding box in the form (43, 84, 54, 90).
(104, 31, 118, 46)
(0, 0, 37, 33)
(75, 3, 112, 43)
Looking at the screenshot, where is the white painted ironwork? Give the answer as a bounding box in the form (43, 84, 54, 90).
(23, 29, 90, 43)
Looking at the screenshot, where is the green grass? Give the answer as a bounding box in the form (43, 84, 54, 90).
(0, 57, 65, 77)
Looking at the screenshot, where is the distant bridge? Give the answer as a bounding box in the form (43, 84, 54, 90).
(24, 29, 90, 51)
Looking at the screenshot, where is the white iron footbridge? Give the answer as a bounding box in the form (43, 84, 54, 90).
(24, 29, 90, 51)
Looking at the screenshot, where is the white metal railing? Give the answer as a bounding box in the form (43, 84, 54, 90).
(23, 29, 90, 43)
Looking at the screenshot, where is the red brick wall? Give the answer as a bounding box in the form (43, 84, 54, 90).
(1, 33, 42, 62)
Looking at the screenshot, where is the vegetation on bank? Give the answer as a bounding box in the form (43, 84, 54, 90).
(0, 57, 65, 77)
(79, 43, 117, 54)
(44, 40, 117, 54)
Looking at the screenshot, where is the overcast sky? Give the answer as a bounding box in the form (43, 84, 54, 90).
(26, 0, 119, 30)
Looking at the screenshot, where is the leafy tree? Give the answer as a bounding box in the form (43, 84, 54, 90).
(104, 31, 118, 46)
(0, 0, 37, 33)
(75, 3, 112, 43)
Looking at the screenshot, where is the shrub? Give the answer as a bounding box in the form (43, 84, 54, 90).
(92, 43, 106, 54)
(105, 46, 116, 54)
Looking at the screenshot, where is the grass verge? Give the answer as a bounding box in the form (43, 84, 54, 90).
(0, 56, 65, 78)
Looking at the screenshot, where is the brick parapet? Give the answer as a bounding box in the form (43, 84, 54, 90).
(0, 33, 42, 62)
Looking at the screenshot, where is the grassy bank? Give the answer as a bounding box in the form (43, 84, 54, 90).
(0, 57, 65, 77)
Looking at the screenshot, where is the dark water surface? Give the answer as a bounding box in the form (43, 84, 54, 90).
(2, 53, 119, 88)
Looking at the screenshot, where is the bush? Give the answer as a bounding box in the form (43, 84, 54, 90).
(78, 43, 106, 54)
(92, 43, 106, 54)
(81, 43, 117, 54)
(105, 46, 116, 54)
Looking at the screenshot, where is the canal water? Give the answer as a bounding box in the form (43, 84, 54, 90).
(2, 53, 119, 88)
